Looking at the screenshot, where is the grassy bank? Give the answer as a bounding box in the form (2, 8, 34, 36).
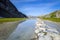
(0, 18, 26, 40)
(0, 18, 26, 23)
(0, 21, 20, 40)
(42, 18, 60, 22)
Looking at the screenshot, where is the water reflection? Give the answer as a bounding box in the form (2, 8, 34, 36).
(7, 18, 60, 40)
(7, 19, 36, 40)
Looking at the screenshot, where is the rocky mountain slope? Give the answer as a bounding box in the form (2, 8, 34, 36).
(0, 0, 27, 18)
(43, 10, 60, 18)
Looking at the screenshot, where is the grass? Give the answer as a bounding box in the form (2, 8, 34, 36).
(0, 18, 26, 23)
(42, 18, 60, 22)
(0, 18, 27, 40)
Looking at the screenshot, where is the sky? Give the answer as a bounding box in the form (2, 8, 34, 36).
(10, 0, 60, 16)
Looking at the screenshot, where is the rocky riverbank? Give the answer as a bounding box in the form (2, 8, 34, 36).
(0, 21, 24, 40)
(34, 18, 60, 40)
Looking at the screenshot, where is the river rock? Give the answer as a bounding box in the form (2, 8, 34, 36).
(35, 18, 60, 40)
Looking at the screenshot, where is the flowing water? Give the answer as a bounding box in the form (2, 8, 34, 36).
(7, 19, 60, 40)
(7, 19, 36, 40)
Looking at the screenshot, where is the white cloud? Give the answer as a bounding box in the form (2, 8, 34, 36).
(18, 2, 59, 16)
(18, 6, 52, 16)
(10, 0, 60, 16)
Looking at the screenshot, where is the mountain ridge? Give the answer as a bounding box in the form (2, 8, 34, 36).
(0, 0, 27, 18)
(42, 10, 60, 18)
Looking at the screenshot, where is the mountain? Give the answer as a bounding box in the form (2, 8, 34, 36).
(42, 10, 60, 18)
(0, 0, 27, 18)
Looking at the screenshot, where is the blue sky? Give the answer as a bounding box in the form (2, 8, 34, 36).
(10, 0, 60, 16)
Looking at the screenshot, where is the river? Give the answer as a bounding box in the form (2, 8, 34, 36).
(7, 19, 36, 40)
(7, 19, 60, 40)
